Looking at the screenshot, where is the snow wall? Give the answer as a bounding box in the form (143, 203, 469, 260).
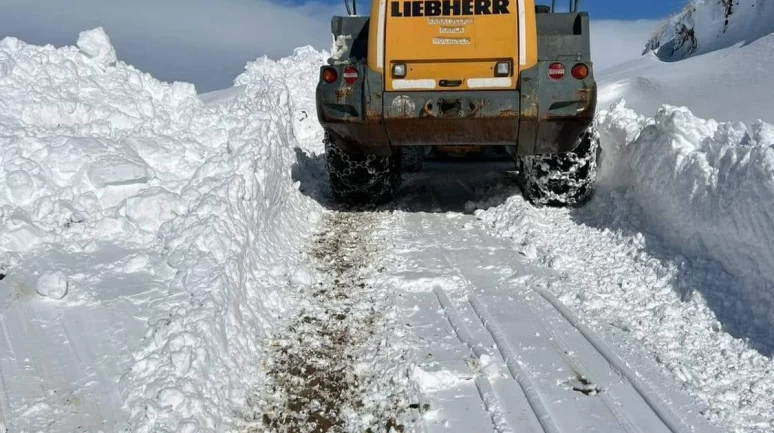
(0, 28, 328, 432)
(596, 99, 774, 334)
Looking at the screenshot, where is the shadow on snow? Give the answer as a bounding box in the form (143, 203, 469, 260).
(291, 146, 521, 214)
(570, 190, 774, 357)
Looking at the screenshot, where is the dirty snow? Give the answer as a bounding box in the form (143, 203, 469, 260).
(247, 211, 420, 432)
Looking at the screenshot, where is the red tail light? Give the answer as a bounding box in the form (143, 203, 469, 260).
(571, 63, 589, 80)
(548, 63, 565, 80)
(322, 67, 338, 83)
(342, 66, 359, 85)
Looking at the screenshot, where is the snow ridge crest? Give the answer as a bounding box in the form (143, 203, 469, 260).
(646, 0, 774, 60)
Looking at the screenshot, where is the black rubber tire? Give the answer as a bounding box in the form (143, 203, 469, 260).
(401, 146, 425, 172)
(514, 126, 601, 207)
(324, 133, 402, 205)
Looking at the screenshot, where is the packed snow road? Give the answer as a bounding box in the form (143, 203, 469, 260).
(280, 158, 723, 432)
(345, 160, 722, 433)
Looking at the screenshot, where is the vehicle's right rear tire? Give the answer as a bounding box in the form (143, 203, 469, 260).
(324, 132, 401, 206)
(514, 126, 600, 207)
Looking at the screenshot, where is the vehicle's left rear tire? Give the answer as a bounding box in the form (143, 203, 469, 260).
(324, 132, 402, 206)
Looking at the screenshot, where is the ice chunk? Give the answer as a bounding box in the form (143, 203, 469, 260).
(36, 271, 68, 300)
(289, 264, 315, 287)
(122, 187, 185, 233)
(0, 52, 15, 79)
(410, 366, 462, 393)
(87, 155, 150, 187)
(77, 27, 117, 67)
(5, 170, 38, 206)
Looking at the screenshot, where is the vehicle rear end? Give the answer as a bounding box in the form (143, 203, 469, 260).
(380, 0, 522, 150)
(315, 0, 598, 205)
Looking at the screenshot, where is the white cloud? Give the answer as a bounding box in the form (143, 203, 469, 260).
(2, 0, 339, 92)
(590, 19, 663, 72)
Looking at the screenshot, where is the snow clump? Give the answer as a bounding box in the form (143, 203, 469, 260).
(35, 271, 68, 299)
(76, 27, 117, 67)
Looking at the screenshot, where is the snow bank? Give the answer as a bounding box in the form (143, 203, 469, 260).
(645, 0, 774, 60)
(595, 100, 774, 326)
(474, 101, 774, 431)
(0, 32, 328, 433)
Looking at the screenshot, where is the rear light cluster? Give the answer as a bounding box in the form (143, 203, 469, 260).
(321, 66, 360, 84)
(548, 62, 589, 80)
(322, 68, 337, 83)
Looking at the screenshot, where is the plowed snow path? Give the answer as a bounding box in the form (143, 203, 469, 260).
(375, 161, 723, 433)
(250, 161, 737, 433)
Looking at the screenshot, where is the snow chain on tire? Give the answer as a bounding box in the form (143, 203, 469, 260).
(514, 125, 601, 207)
(324, 133, 402, 205)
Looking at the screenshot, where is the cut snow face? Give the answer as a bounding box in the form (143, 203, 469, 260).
(0, 31, 327, 433)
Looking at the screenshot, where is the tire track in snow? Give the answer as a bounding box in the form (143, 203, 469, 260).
(467, 293, 561, 433)
(513, 293, 642, 433)
(534, 288, 692, 433)
(432, 286, 515, 433)
(249, 211, 418, 433)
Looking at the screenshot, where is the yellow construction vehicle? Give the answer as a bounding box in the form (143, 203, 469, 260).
(316, 0, 599, 206)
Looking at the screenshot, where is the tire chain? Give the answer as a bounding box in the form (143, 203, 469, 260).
(324, 133, 401, 205)
(515, 125, 601, 207)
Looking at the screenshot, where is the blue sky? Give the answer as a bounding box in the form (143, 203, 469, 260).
(541, 0, 683, 20)
(1, 0, 678, 91)
(287, 0, 684, 20)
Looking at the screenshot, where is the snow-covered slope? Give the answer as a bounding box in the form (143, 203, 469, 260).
(0, 28, 328, 433)
(645, 0, 774, 60)
(595, 2, 774, 336)
(599, 0, 774, 125)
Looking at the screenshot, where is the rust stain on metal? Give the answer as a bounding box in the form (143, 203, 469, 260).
(384, 116, 519, 146)
(335, 86, 354, 101)
(521, 102, 538, 119)
(366, 108, 381, 120)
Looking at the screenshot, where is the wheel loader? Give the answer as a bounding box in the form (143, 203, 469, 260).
(315, 0, 599, 206)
